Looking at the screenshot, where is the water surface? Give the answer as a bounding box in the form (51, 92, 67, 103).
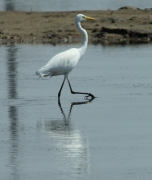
(1, 0, 152, 11)
(0, 43, 152, 180)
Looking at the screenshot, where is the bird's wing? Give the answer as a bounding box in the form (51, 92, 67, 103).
(36, 48, 81, 77)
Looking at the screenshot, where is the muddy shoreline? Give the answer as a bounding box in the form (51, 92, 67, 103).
(1, 6, 152, 44)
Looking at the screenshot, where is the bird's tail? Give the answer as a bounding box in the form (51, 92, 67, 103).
(35, 70, 42, 77)
(35, 66, 51, 77)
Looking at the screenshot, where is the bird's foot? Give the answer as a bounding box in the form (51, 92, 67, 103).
(84, 93, 95, 100)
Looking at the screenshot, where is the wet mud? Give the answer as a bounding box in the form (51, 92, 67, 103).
(1, 6, 152, 44)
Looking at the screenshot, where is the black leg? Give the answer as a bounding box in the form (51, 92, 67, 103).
(67, 77, 95, 99)
(58, 76, 66, 99)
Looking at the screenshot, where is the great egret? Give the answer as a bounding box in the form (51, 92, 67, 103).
(36, 14, 95, 99)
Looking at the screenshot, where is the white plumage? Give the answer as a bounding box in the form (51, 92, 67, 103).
(36, 48, 80, 77)
(36, 14, 95, 99)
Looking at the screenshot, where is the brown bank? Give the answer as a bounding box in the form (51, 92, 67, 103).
(1, 6, 152, 44)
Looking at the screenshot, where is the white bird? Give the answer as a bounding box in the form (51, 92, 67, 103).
(36, 14, 95, 99)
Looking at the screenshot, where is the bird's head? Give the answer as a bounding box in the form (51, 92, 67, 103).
(76, 14, 95, 22)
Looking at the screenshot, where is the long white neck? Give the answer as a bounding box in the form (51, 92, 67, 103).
(76, 20, 88, 56)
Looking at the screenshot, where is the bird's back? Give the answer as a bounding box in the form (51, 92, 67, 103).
(36, 48, 81, 77)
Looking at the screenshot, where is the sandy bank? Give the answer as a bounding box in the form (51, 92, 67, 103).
(1, 6, 152, 44)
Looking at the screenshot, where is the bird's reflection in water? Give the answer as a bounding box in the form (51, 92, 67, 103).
(45, 99, 94, 175)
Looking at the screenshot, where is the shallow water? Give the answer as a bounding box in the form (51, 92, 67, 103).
(0, 43, 152, 180)
(0, 0, 152, 11)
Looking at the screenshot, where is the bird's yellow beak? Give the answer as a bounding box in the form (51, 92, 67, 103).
(85, 16, 95, 21)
